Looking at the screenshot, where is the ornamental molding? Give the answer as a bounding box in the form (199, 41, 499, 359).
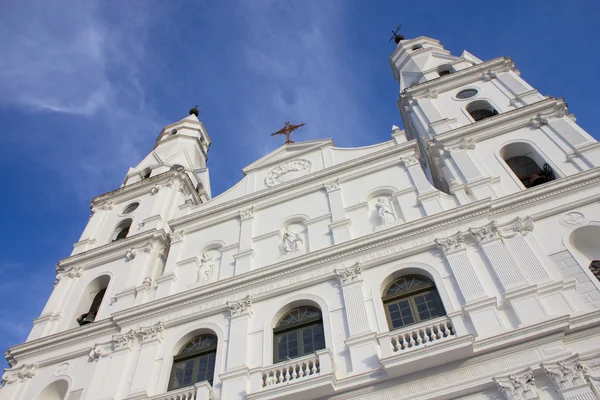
(481, 69, 497, 81)
(335, 262, 362, 285)
(323, 178, 340, 193)
(429, 97, 566, 148)
(434, 231, 465, 255)
(543, 355, 588, 391)
(239, 207, 254, 221)
(498, 216, 534, 238)
(113, 330, 136, 351)
(57, 229, 170, 271)
(227, 295, 252, 318)
(493, 368, 538, 400)
(264, 159, 312, 187)
(89, 342, 113, 361)
(169, 229, 185, 244)
(444, 138, 476, 154)
(12, 170, 600, 358)
(399, 156, 420, 167)
(425, 88, 438, 99)
(55, 266, 84, 285)
(1, 364, 36, 385)
(91, 201, 114, 213)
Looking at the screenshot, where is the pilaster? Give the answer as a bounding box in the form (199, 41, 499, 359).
(400, 156, 443, 215)
(235, 208, 255, 274)
(324, 179, 352, 243)
(128, 322, 165, 397)
(156, 230, 183, 299)
(335, 263, 378, 374)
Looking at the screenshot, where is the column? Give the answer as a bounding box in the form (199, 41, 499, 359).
(233, 208, 255, 275)
(400, 156, 443, 215)
(470, 221, 547, 327)
(543, 355, 599, 400)
(128, 322, 165, 397)
(220, 296, 252, 400)
(498, 217, 551, 284)
(493, 368, 539, 400)
(324, 179, 351, 244)
(156, 230, 183, 299)
(435, 232, 503, 338)
(335, 263, 378, 374)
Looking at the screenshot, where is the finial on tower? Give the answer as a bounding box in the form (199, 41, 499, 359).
(189, 105, 200, 116)
(389, 25, 404, 44)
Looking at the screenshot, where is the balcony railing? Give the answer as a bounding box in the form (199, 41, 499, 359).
(143, 382, 216, 400)
(389, 318, 455, 352)
(248, 349, 336, 399)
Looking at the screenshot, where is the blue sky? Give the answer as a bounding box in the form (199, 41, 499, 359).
(0, 0, 598, 362)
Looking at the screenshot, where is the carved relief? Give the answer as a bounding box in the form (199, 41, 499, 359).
(170, 229, 185, 244)
(227, 295, 252, 318)
(324, 179, 340, 193)
(493, 369, 538, 400)
(445, 138, 476, 154)
(150, 185, 160, 195)
(89, 342, 113, 361)
(113, 330, 136, 351)
(530, 115, 548, 129)
(54, 363, 70, 377)
(282, 226, 304, 255)
(137, 322, 165, 343)
(425, 89, 438, 99)
(563, 212, 584, 226)
(400, 156, 420, 167)
(375, 196, 396, 227)
(335, 262, 362, 285)
(482, 70, 497, 81)
(469, 221, 500, 244)
(543, 356, 587, 391)
(434, 232, 465, 255)
(1, 364, 36, 385)
(125, 249, 137, 261)
(239, 207, 254, 221)
(498, 216, 534, 238)
(265, 159, 312, 187)
(197, 252, 216, 283)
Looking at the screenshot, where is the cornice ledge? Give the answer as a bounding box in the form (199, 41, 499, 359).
(6, 319, 117, 362)
(402, 57, 509, 97)
(430, 97, 563, 147)
(58, 229, 170, 270)
(92, 169, 199, 207)
(490, 167, 600, 216)
(110, 199, 492, 325)
(170, 141, 418, 232)
(566, 309, 600, 333)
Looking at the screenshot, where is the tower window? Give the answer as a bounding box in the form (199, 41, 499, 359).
(500, 143, 556, 189)
(141, 168, 151, 179)
(590, 261, 600, 282)
(437, 65, 454, 77)
(383, 275, 445, 330)
(273, 306, 325, 363)
(75, 275, 110, 327)
(169, 335, 217, 390)
(171, 164, 185, 171)
(122, 202, 139, 214)
(467, 100, 499, 122)
(456, 89, 478, 99)
(77, 289, 106, 326)
(412, 45, 424, 51)
(112, 219, 132, 242)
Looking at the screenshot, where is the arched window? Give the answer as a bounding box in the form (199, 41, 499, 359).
(37, 379, 69, 400)
(171, 164, 185, 171)
(169, 335, 217, 390)
(274, 306, 325, 363)
(112, 219, 132, 242)
(75, 275, 109, 327)
(383, 275, 445, 330)
(500, 142, 556, 188)
(437, 65, 454, 77)
(590, 260, 600, 282)
(412, 44, 424, 51)
(141, 168, 151, 179)
(467, 100, 499, 121)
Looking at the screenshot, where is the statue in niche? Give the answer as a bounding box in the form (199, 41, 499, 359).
(197, 252, 215, 283)
(282, 227, 303, 254)
(375, 196, 396, 226)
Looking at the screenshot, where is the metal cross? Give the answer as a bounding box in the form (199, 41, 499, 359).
(270, 121, 306, 144)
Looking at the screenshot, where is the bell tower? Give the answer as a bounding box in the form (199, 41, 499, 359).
(391, 35, 600, 203)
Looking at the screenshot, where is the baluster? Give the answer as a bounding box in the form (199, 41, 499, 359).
(422, 328, 430, 343)
(284, 367, 291, 382)
(297, 362, 304, 377)
(391, 336, 400, 351)
(416, 330, 423, 345)
(408, 332, 416, 347)
(431, 324, 440, 340)
(277, 369, 284, 383)
(292, 364, 298, 379)
(311, 360, 318, 374)
(443, 322, 452, 337)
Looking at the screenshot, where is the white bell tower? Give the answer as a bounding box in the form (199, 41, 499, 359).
(391, 36, 600, 204)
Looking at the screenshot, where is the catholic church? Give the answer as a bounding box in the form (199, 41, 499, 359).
(2, 32, 600, 400)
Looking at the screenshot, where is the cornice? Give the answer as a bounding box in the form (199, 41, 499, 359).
(429, 97, 565, 149)
(401, 57, 510, 97)
(57, 229, 170, 270)
(171, 141, 419, 232)
(91, 169, 200, 207)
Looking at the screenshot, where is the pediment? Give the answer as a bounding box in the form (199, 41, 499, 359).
(242, 139, 333, 175)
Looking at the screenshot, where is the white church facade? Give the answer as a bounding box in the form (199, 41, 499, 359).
(2, 35, 600, 400)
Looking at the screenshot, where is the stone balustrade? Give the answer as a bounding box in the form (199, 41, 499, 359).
(144, 382, 216, 400)
(388, 317, 456, 353)
(249, 348, 336, 394)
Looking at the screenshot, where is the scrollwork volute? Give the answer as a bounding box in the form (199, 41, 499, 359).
(1, 364, 36, 385)
(469, 221, 500, 245)
(493, 369, 537, 400)
(335, 262, 363, 285)
(543, 356, 587, 391)
(227, 295, 252, 318)
(434, 232, 465, 256)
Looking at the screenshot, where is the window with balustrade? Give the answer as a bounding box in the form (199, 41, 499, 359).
(273, 306, 325, 363)
(383, 275, 446, 331)
(168, 335, 217, 390)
